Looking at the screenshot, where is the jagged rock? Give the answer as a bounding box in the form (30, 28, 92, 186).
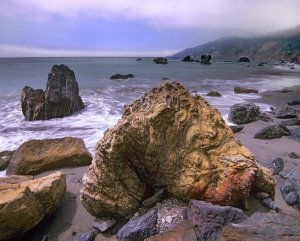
(228, 103, 267, 124)
(238, 56, 250, 62)
(110, 74, 135, 80)
(272, 158, 284, 175)
(0, 172, 66, 241)
(275, 105, 297, 119)
(142, 188, 165, 208)
(281, 118, 300, 126)
(229, 125, 244, 133)
(153, 58, 168, 64)
(288, 152, 299, 159)
(81, 82, 275, 218)
(219, 212, 300, 241)
(92, 218, 116, 232)
(200, 53, 211, 64)
(73, 231, 97, 241)
(206, 91, 222, 97)
(280, 171, 300, 209)
(21, 64, 85, 121)
(233, 86, 258, 94)
(287, 100, 300, 106)
(290, 127, 300, 141)
(116, 208, 158, 241)
(7, 137, 92, 175)
(0, 150, 14, 171)
(254, 124, 290, 139)
(188, 200, 247, 241)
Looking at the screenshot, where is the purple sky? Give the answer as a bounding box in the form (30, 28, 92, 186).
(1, 0, 300, 57)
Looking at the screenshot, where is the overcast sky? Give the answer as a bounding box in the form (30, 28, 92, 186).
(1, 0, 300, 57)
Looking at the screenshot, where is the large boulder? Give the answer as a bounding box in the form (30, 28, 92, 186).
(0, 172, 66, 241)
(238, 56, 250, 62)
(153, 58, 168, 64)
(280, 171, 300, 210)
(233, 86, 258, 94)
(182, 55, 197, 62)
(7, 137, 92, 175)
(275, 105, 297, 119)
(80, 82, 275, 218)
(290, 127, 300, 141)
(200, 53, 211, 64)
(21, 64, 85, 121)
(254, 124, 290, 139)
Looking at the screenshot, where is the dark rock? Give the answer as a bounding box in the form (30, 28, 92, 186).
(275, 105, 297, 119)
(259, 112, 272, 122)
(188, 200, 246, 241)
(229, 125, 244, 133)
(116, 208, 158, 241)
(234, 86, 258, 94)
(92, 218, 116, 232)
(287, 100, 300, 105)
(21, 65, 84, 121)
(280, 171, 300, 209)
(272, 158, 284, 175)
(258, 62, 267, 67)
(206, 91, 222, 97)
(290, 127, 300, 141)
(200, 53, 211, 64)
(219, 212, 300, 240)
(73, 231, 97, 241)
(290, 56, 299, 64)
(161, 77, 169, 80)
(254, 192, 269, 200)
(281, 118, 300, 126)
(288, 152, 299, 159)
(153, 58, 168, 64)
(41, 235, 48, 241)
(254, 124, 290, 139)
(290, 66, 295, 70)
(279, 169, 294, 179)
(0, 150, 14, 171)
(228, 103, 261, 124)
(137, 58, 143, 61)
(142, 188, 165, 208)
(238, 56, 250, 62)
(110, 74, 135, 80)
(182, 55, 197, 62)
(281, 88, 293, 93)
(109, 218, 128, 235)
(261, 197, 279, 211)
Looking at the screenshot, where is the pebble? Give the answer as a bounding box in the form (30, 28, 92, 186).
(165, 216, 173, 224)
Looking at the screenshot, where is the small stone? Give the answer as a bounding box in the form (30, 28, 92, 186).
(92, 218, 116, 232)
(161, 218, 165, 224)
(288, 152, 299, 159)
(261, 198, 279, 212)
(229, 125, 244, 133)
(272, 158, 284, 175)
(165, 216, 173, 224)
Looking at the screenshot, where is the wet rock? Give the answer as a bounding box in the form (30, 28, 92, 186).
(254, 124, 290, 139)
(281, 88, 293, 93)
(153, 58, 168, 64)
(233, 86, 258, 94)
(206, 90, 222, 97)
(280, 171, 300, 209)
(200, 53, 211, 64)
(142, 188, 165, 208)
(73, 231, 97, 241)
(81, 82, 275, 218)
(219, 212, 300, 241)
(110, 74, 134, 80)
(0, 150, 14, 171)
(238, 56, 250, 62)
(272, 157, 284, 175)
(0, 172, 66, 241)
(229, 125, 244, 133)
(229, 103, 262, 124)
(182, 55, 197, 62)
(290, 127, 300, 141)
(137, 58, 143, 61)
(21, 64, 85, 121)
(290, 56, 299, 64)
(92, 218, 116, 232)
(288, 152, 299, 159)
(261, 197, 279, 211)
(7, 137, 92, 175)
(275, 105, 297, 119)
(279, 169, 294, 179)
(116, 208, 158, 241)
(281, 118, 300, 126)
(287, 100, 300, 106)
(188, 200, 247, 241)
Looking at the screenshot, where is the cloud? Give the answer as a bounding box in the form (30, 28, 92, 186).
(1, 0, 300, 34)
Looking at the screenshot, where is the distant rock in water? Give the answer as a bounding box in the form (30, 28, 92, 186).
(136, 58, 143, 61)
(200, 53, 211, 64)
(81, 81, 275, 218)
(238, 56, 250, 62)
(182, 55, 197, 62)
(153, 57, 168, 64)
(110, 74, 135, 80)
(234, 86, 258, 94)
(21, 64, 84, 121)
(290, 56, 299, 64)
(229, 103, 268, 124)
(206, 90, 222, 97)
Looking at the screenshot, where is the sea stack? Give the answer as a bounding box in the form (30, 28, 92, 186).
(21, 64, 85, 121)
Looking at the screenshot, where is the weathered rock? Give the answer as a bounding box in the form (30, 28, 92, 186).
(275, 105, 297, 119)
(0, 150, 14, 171)
(279, 169, 295, 179)
(229, 125, 244, 133)
(200, 53, 211, 64)
(81, 82, 275, 218)
(233, 86, 258, 94)
(21, 64, 85, 121)
(153, 58, 168, 64)
(219, 212, 300, 241)
(272, 157, 284, 175)
(110, 74, 134, 80)
(7, 137, 92, 175)
(206, 91, 222, 97)
(288, 152, 299, 159)
(228, 103, 262, 124)
(188, 200, 247, 241)
(254, 192, 269, 200)
(182, 55, 196, 62)
(92, 218, 116, 232)
(0, 172, 66, 241)
(290, 127, 300, 141)
(116, 208, 158, 241)
(73, 231, 97, 241)
(261, 197, 279, 211)
(254, 124, 290, 139)
(238, 56, 250, 62)
(280, 171, 300, 210)
(142, 188, 165, 208)
(287, 100, 300, 106)
(281, 118, 300, 126)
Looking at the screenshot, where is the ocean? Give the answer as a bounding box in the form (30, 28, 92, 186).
(0, 57, 299, 176)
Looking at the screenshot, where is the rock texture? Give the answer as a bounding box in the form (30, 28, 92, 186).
(254, 124, 290, 139)
(280, 171, 300, 210)
(153, 58, 168, 64)
(21, 64, 84, 121)
(0, 172, 66, 241)
(81, 82, 275, 218)
(200, 53, 211, 64)
(206, 91, 222, 97)
(110, 74, 134, 80)
(229, 125, 244, 133)
(0, 150, 14, 170)
(272, 158, 285, 175)
(290, 127, 300, 141)
(233, 86, 258, 94)
(7, 137, 92, 175)
(275, 105, 297, 118)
